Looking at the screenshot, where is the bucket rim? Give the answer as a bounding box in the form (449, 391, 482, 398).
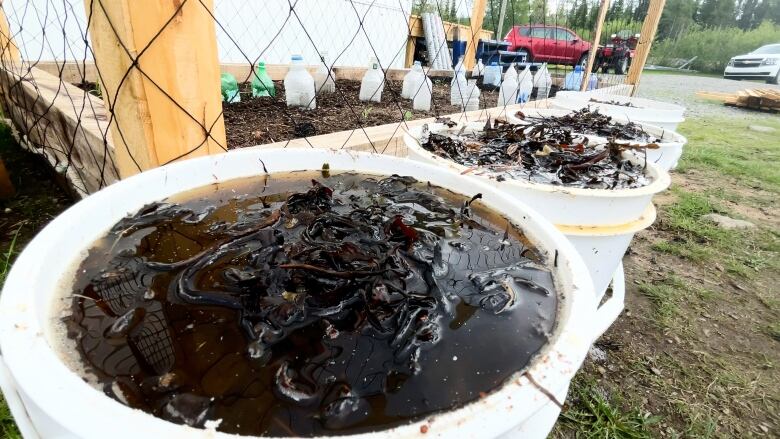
(0, 148, 596, 439)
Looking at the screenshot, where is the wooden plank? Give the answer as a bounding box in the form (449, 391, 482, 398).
(581, 0, 610, 92)
(0, 1, 20, 63)
(0, 66, 117, 196)
(84, 0, 227, 179)
(626, 0, 666, 93)
(464, 0, 487, 70)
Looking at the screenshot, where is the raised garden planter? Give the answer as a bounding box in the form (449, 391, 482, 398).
(551, 91, 686, 131)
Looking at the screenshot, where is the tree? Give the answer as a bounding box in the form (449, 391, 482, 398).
(696, 0, 736, 28)
(658, 0, 698, 39)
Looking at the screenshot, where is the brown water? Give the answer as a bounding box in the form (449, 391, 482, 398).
(64, 172, 558, 436)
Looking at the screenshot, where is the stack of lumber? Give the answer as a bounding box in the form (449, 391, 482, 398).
(696, 88, 780, 112)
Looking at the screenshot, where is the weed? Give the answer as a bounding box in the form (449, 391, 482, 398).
(556, 379, 658, 438)
(765, 321, 780, 342)
(404, 110, 413, 121)
(638, 276, 688, 325)
(0, 395, 21, 439)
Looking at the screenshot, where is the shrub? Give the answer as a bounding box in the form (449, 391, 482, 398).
(649, 21, 780, 73)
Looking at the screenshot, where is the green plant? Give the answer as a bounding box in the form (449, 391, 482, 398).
(650, 21, 780, 73)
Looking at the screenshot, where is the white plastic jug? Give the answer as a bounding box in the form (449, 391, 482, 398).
(359, 57, 385, 103)
(588, 73, 598, 91)
(533, 63, 552, 100)
(451, 73, 468, 106)
(483, 62, 502, 88)
(284, 55, 316, 109)
(413, 76, 432, 111)
(471, 59, 485, 78)
(314, 51, 335, 95)
(517, 66, 533, 103)
(463, 79, 480, 111)
(402, 61, 423, 100)
(498, 64, 518, 106)
(564, 65, 584, 91)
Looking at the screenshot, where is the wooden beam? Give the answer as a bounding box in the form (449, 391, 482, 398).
(464, 0, 488, 70)
(0, 1, 20, 64)
(84, 0, 227, 179)
(581, 0, 610, 92)
(626, 0, 666, 94)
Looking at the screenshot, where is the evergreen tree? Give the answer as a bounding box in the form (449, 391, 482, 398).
(632, 0, 650, 21)
(697, 0, 736, 27)
(658, 0, 698, 39)
(607, 0, 626, 21)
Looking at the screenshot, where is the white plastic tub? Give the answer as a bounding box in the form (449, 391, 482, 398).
(507, 108, 688, 171)
(551, 91, 686, 131)
(403, 124, 670, 297)
(0, 149, 606, 439)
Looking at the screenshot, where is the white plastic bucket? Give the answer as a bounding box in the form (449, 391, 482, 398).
(403, 124, 670, 298)
(0, 149, 604, 439)
(550, 91, 686, 131)
(507, 108, 688, 171)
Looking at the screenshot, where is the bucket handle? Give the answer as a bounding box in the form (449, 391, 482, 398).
(0, 354, 41, 438)
(589, 262, 626, 343)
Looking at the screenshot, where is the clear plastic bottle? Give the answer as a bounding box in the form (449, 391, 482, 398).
(463, 79, 480, 111)
(284, 55, 316, 109)
(359, 57, 385, 103)
(251, 62, 275, 97)
(450, 57, 468, 106)
(221, 72, 240, 103)
(483, 61, 502, 88)
(564, 65, 584, 91)
(517, 66, 533, 103)
(413, 75, 432, 111)
(533, 63, 552, 100)
(498, 64, 518, 106)
(314, 51, 335, 95)
(588, 73, 598, 91)
(471, 59, 485, 78)
(402, 61, 423, 100)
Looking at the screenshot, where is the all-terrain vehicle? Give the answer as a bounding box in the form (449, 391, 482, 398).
(593, 30, 638, 74)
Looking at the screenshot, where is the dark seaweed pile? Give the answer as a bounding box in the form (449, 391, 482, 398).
(517, 107, 660, 143)
(421, 119, 653, 189)
(65, 173, 557, 436)
(588, 97, 638, 107)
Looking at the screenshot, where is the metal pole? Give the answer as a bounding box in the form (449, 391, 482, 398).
(497, 0, 509, 39)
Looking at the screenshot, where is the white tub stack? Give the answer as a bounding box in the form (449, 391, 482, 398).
(551, 91, 686, 131)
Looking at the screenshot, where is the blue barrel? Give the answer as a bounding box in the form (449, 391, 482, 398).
(452, 41, 466, 67)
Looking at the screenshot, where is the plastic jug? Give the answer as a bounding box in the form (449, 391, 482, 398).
(483, 61, 502, 88)
(517, 66, 533, 103)
(588, 73, 598, 91)
(284, 55, 316, 109)
(498, 64, 518, 106)
(251, 62, 275, 97)
(471, 59, 485, 78)
(463, 79, 480, 111)
(450, 57, 468, 106)
(359, 57, 385, 103)
(564, 65, 584, 91)
(533, 63, 552, 99)
(413, 76, 432, 111)
(314, 51, 335, 95)
(402, 61, 423, 100)
(221, 72, 240, 103)
(451, 71, 468, 106)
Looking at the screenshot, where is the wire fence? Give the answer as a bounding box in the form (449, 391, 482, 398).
(0, 0, 650, 197)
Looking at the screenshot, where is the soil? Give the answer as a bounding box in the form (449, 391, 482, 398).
(222, 79, 499, 149)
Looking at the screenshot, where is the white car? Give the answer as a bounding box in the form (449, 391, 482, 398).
(724, 43, 780, 84)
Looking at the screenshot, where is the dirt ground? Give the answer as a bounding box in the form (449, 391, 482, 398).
(2, 73, 778, 438)
(222, 79, 501, 148)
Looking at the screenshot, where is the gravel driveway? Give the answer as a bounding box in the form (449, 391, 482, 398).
(634, 72, 780, 119)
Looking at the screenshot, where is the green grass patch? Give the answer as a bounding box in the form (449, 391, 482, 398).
(0, 394, 21, 439)
(556, 379, 659, 438)
(676, 117, 780, 193)
(765, 321, 780, 342)
(638, 275, 718, 326)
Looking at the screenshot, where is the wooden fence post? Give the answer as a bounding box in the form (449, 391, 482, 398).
(581, 0, 610, 92)
(626, 0, 666, 94)
(0, 2, 18, 198)
(84, 0, 227, 179)
(464, 0, 487, 70)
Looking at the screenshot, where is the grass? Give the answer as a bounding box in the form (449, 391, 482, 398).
(555, 378, 659, 438)
(0, 230, 21, 438)
(676, 117, 780, 193)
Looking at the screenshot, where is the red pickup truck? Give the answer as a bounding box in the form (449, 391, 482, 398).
(504, 25, 591, 67)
